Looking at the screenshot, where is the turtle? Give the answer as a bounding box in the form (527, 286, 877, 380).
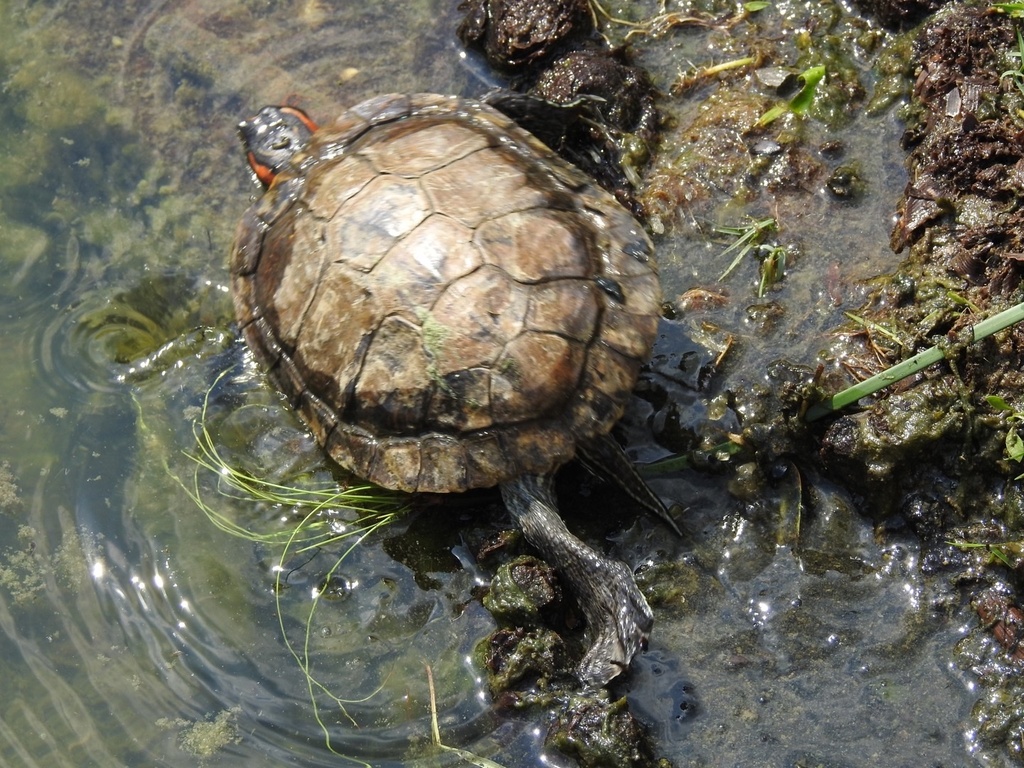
(230, 93, 676, 686)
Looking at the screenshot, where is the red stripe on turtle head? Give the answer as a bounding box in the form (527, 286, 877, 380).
(239, 105, 318, 188)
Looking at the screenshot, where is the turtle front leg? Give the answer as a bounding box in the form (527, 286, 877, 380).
(500, 474, 653, 687)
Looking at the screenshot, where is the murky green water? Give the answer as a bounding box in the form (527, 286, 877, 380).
(0, 0, 994, 765)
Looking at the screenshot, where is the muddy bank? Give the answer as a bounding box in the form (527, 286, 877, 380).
(814, 4, 1024, 759)
(819, 4, 1024, 566)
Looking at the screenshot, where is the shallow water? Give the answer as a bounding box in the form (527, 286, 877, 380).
(0, 0, 994, 765)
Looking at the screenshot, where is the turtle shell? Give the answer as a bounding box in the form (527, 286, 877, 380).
(231, 93, 660, 494)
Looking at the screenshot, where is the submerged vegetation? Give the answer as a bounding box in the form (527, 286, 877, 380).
(0, 523, 92, 605)
(159, 708, 242, 759)
(181, 371, 408, 754)
(714, 216, 787, 296)
(183, 373, 405, 550)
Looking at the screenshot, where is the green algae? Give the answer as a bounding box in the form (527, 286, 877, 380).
(546, 694, 665, 768)
(0, 463, 21, 513)
(477, 627, 571, 692)
(0, 523, 94, 604)
(482, 555, 561, 627)
(0, 526, 46, 604)
(158, 708, 242, 759)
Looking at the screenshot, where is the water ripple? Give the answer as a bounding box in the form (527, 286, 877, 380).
(29, 273, 230, 400)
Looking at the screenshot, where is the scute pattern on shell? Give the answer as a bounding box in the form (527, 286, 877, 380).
(231, 93, 660, 494)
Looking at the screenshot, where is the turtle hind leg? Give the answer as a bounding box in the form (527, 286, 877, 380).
(500, 473, 653, 687)
(576, 432, 682, 536)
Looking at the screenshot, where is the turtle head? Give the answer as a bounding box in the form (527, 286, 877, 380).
(239, 106, 318, 188)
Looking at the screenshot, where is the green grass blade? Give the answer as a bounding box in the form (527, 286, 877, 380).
(806, 300, 1024, 421)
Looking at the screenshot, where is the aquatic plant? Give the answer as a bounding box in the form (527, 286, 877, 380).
(182, 371, 409, 759)
(183, 380, 404, 550)
(587, 0, 736, 41)
(715, 216, 787, 296)
(806, 300, 1024, 422)
(756, 65, 827, 126)
(993, 2, 1024, 17)
(949, 538, 1020, 569)
(986, 395, 1024, 479)
(999, 26, 1024, 98)
(426, 664, 507, 768)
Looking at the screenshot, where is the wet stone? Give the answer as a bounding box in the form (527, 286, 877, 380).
(547, 695, 662, 768)
(478, 626, 571, 692)
(483, 554, 563, 626)
(850, 0, 945, 30)
(533, 49, 658, 141)
(457, 0, 593, 71)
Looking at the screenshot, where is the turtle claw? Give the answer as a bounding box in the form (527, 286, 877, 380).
(501, 474, 653, 687)
(575, 556, 654, 688)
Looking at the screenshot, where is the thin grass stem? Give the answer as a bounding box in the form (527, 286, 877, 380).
(806, 300, 1024, 421)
